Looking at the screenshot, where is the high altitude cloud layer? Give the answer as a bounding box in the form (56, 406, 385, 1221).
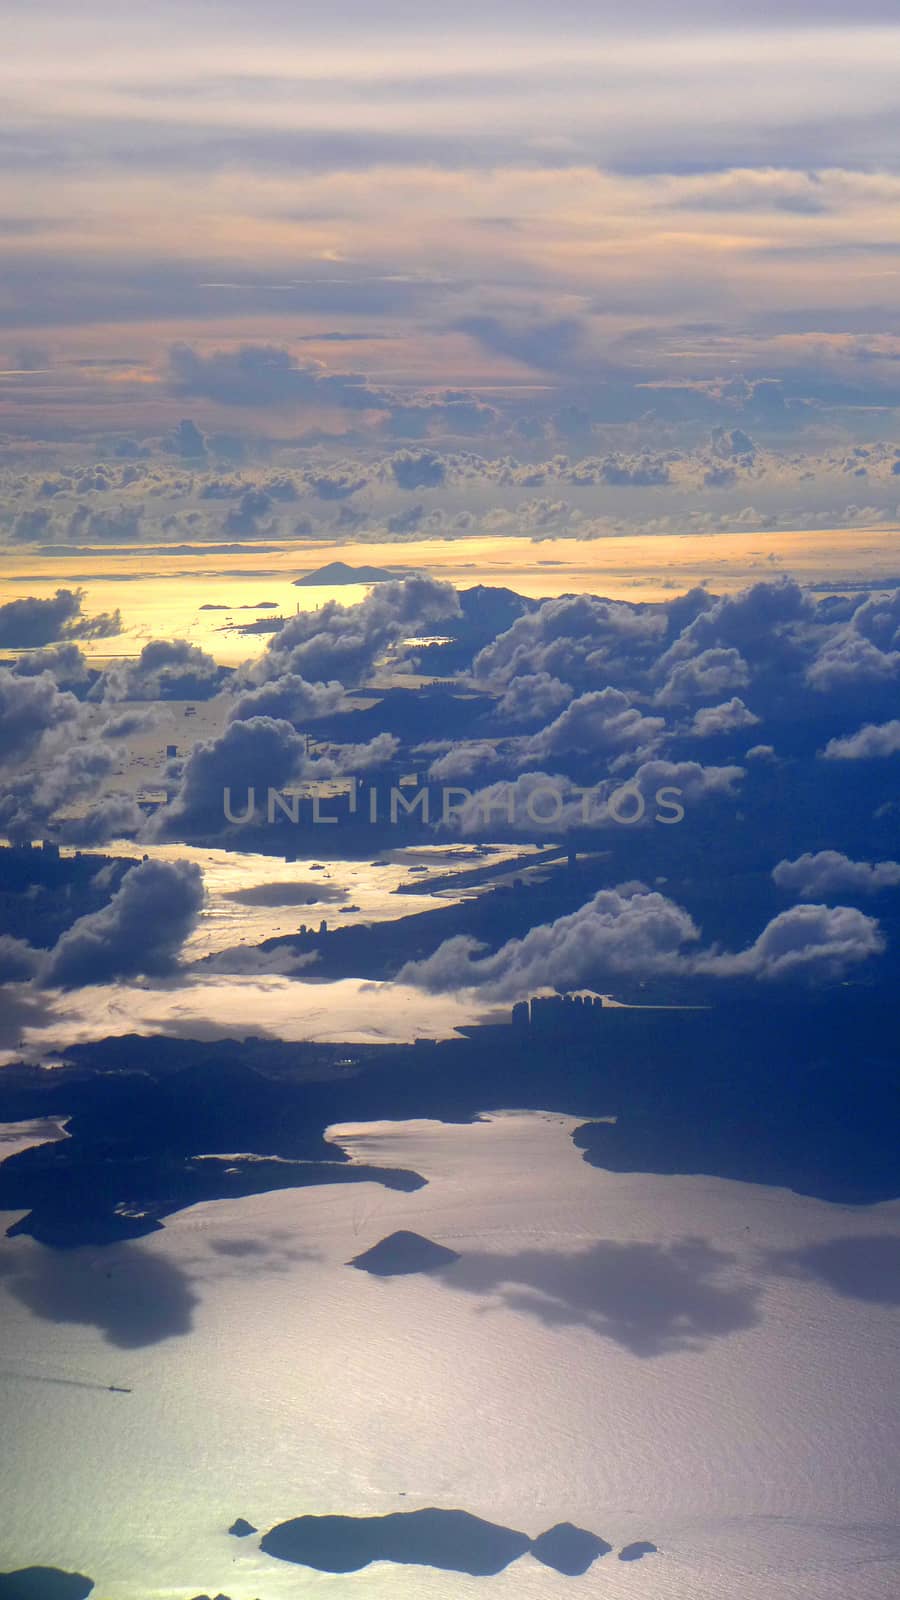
(6, 3, 900, 476)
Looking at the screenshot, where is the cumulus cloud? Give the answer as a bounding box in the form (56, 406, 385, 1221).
(390, 450, 447, 490)
(67, 505, 144, 543)
(246, 575, 459, 688)
(329, 732, 400, 773)
(95, 639, 225, 702)
(227, 673, 348, 724)
(399, 887, 701, 998)
(157, 715, 308, 838)
(656, 648, 751, 705)
(0, 589, 120, 647)
(0, 935, 41, 984)
(12, 642, 90, 690)
(223, 486, 277, 536)
(822, 719, 900, 759)
(473, 593, 662, 692)
(711, 427, 756, 459)
(400, 888, 883, 999)
(168, 342, 384, 411)
(690, 697, 760, 737)
(519, 688, 665, 764)
(165, 417, 207, 458)
(427, 741, 503, 782)
(807, 588, 900, 692)
(697, 904, 884, 982)
(0, 667, 80, 762)
(0, 738, 120, 843)
(54, 794, 146, 845)
(624, 757, 745, 808)
(851, 589, 900, 652)
(807, 632, 900, 692)
(441, 758, 742, 838)
(659, 576, 813, 672)
(773, 851, 900, 898)
(496, 671, 573, 726)
(597, 454, 670, 487)
(41, 858, 204, 988)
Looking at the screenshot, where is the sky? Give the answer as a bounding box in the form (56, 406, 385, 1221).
(3, 2, 900, 505)
(3, 4, 900, 602)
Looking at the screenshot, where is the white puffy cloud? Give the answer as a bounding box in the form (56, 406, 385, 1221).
(658, 576, 813, 672)
(807, 632, 900, 692)
(400, 889, 883, 998)
(12, 642, 90, 690)
(773, 851, 900, 898)
(473, 593, 663, 692)
(227, 673, 348, 724)
(330, 732, 400, 773)
(399, 887, 702, 998)
(656, 647, 751, 705)
(0, 667, 80, 763)
(441, 758, 742, 838)
(0, 739, 121, 844)
(807, 587, 900, 691)
(690, 697, 760, 737)
(697, 904, 884, 982)
(495, 671, 573, 726)
(246, 575, 459, 689)
(428, 741, 503, 782)
(822, 719, 900, 759)
(159, 715, 309, 837)
(519, 688, 665, 764)
(41, 858, 204, 988)
(95, 639, 225, 702)
(851, 589, 900, 652)
(0, 588, 120, 647)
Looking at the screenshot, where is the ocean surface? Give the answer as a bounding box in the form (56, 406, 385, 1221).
(1, 1111, 898, 1597)
(2, 525, 898, 663)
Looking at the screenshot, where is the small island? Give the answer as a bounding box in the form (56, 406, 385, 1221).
(293, 561, 412, 586)
(0, 1572, 94, 1600)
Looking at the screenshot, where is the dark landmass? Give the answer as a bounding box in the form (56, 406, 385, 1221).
(1, 1144, 423, 1248)
(228, 1518, 257, 1537)
(0, 1573, 93, 1600)
(392, 844, 569, 897)
(530, 1523, 613, 1575)
(228, 616, 284, 635)
(259, 1509, 533, 1575)
(293, 561, 411, 586)
(348, 1230, 461, 1276)
(259, 1510, 618, 1575)
(0, 973, 897, 1251)
(618, 1541, 658, 1561)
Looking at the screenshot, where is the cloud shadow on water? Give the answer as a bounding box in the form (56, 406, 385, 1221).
(432, 1235, 760, 1356)
(0, 1242, 198, 1348)
(766, 1235, 900, 1305)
